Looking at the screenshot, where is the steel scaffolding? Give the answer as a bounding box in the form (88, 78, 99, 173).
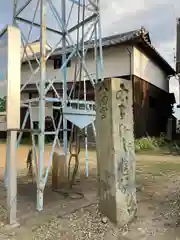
(11, 0, 104, 214)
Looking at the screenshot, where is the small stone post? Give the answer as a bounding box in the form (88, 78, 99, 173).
(95, 78, 137, 226)
(52, 151, 67, 190)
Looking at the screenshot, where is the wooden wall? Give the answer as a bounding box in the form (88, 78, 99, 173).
(132, 75, 172, 138)
(68, 76, 172, 138)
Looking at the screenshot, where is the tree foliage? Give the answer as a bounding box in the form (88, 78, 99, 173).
(0, 97, 6, 112)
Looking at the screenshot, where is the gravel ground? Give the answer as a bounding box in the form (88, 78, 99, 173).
(0, 203, 129, 240)
(31, 204, 122, 240)
(1, 153, 180, 239)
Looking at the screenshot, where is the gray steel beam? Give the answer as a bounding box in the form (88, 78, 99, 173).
(14, 0, 33, 18)
(68, 13, 97, 33)
(16, 17, 63, 35)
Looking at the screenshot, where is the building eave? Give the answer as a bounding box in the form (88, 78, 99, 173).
(93, 27, 176, 76)
(134, 37, 175, 76)
(22, 27, 176, 76)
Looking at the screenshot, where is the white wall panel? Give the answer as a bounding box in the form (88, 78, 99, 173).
(133, 47, 169, 92)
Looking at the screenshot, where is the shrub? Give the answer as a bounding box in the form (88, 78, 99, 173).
(135, 137, 157, 152)
(135, 133, 168, 152)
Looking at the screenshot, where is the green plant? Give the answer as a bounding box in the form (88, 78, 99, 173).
(135, 137, 157, 152)
(0, 97, 6, 112)
(135, 133, 169, 152)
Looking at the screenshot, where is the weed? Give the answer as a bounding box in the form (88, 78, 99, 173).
(135, 133, 169, 152)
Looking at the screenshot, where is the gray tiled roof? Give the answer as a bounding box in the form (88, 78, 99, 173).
(29, 27, 176, 76)
(53, 28, 150, 54)
(90, 28, 151, 47)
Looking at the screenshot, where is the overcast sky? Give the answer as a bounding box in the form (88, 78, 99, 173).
(0, 0, 180, 101)
(100, 0, 180, 105)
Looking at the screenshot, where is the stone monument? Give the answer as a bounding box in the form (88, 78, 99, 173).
(95, 78, 137, 226)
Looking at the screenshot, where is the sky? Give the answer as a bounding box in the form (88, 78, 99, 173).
(100, 0, 180, 106)
(0, 0, 180, 105)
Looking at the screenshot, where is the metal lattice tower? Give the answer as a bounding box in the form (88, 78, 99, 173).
(12, 0, 104, 212)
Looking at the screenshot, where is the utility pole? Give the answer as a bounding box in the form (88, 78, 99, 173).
(176, 18, 180, 105)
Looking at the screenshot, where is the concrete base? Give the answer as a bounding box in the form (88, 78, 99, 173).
(95, 78, 137, 227)
(4, 222, 20, 230)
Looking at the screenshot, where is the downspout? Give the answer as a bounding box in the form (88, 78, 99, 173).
(127, 47, 136, 136)
(177, 75, 180, 105)
(127, 47, 133, 105)
(127, 47, 133, 82)
(167, 74, 174, 105)
(167, 74, 174, 116)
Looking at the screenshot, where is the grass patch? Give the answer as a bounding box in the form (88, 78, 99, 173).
(134, 133, 180, 155)
(136, 160, 180, 189)
(137, 161, 180, 179)
(151, 162, 180, 173)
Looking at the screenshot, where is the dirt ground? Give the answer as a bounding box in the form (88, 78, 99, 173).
(0, 144, 180, 239)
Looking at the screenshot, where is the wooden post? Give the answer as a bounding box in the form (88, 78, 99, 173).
(52, 151, 67, 190)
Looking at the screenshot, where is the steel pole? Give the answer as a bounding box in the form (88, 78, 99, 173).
(37, 0, 46, 211)
(61, 0, 68, 164)
(82, 1, 89, 177)
(97, 0, 104, 82)
(4, 0, 18, 189)
(13, 0, 18, 25)
(6, 131, 18, 225)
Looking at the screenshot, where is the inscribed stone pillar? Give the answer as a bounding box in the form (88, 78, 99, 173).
(95, 78, 137, 227)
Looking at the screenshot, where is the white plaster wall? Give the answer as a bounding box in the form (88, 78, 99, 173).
(84, 45, 131, 79)
(21, 44, 169, 93)
(133, 46, 169, 92)
(21, 92, 53, 122)
(21, 45, 132, 85)
(21, 92, 29, 101)
(0, 113, 6, 131)
(21, 60, 63, 85)
(21, 42, 51, 59)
